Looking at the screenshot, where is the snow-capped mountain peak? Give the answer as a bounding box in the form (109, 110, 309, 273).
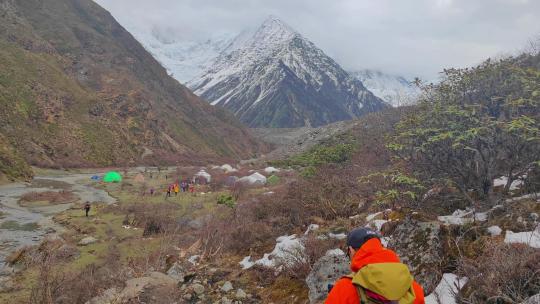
(187, 17, 388, 128)
(252, 16, 297, 46)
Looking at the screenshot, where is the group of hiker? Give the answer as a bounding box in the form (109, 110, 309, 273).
(164, 180, 195, 197)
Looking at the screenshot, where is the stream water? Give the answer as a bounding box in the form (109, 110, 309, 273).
(0, 173, 116, 271)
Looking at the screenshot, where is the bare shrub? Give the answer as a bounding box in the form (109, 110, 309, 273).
(230, 181, 248, 201)
(285, 171, 361, 221)
(207, 169, 229, 191)
(523, 167, 540, 194)
(250, 264, 279, 286)
(226, 215, 274, 253)
(5, 246, 32, 265)
(29, 250, 67, 304)
(198, 214, 228, 259)
(459, 242, 540, 303)
(24, 240, 128, 304)
(174, 166, 198, 181)
(123, 202, 179, 236)
(126, 232, 179, 276)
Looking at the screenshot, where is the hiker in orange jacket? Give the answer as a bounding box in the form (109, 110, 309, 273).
(325, 227, 425, 304)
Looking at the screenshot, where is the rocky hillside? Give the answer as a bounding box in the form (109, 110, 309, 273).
(252, 120, 359, 162)
(188, 17, 388, 128)
(0, 0, 265, 180)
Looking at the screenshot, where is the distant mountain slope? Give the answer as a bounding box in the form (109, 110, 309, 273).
(350, 70, 420, 107)
(187, 17, 388, 128)
(117, 23, 237, 83)
(0, 0, 264, 180)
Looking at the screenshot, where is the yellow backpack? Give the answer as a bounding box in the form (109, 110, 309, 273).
(344, 263, 416, 304)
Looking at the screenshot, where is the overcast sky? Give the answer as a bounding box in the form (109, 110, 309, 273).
(95, 0, 540, 80)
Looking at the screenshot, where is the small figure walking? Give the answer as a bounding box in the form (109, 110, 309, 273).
(181, 181, 187, 192)
(84, 202, 91, 217)
(174, 183, 179, 196)
(166, 185, 172, 198)
(189, 183, 195, 196)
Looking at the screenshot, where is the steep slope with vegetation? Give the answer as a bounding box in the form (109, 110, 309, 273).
(0, 0, 264, 181)
(279, 51, 540, 302)
(1, 51, 539, 304)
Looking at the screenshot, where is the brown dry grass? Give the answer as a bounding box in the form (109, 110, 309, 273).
(19, 191, 76, 205)
(459, 242, 540, 303)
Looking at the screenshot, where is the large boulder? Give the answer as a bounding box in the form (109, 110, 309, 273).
(78, 236, 98, 246)
(120, 272, 178, 300)
(237, 172, 266, 185)
(522, 294, 540, 304)
(166, 261, 185, 282)
(306, 249, 350, 304)
(387, 218, 443, 293)
(220, 164, 238, 173)
(85, 288, 119, 304)
(221, 281, 233, 292)
(86, 272, 179, 303)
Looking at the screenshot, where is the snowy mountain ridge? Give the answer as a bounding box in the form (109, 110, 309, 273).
(115, 22, 238, 83)
(187, 17, 388, 127)
(351, 70, 420, 107)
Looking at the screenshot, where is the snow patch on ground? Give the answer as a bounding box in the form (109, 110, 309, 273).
(438, 208, 488, 225)
(506, 193, 540, 203)
(264, 166, 280, 174)
(370, 219, 388, 232)
(188, 255, 200, 265)
(365, 212, 382, 222)
(240, 234, 304, 269)
(325, 249, 345, 256)
(504, 226, 540, 248)
(304, 224, 320, 235)
(327, 232, 347, 240)
(425, 273, 468, 304)
(239, 256, 255, 269)
(493, 176, 523, 191)
(487, 225, 502, 236)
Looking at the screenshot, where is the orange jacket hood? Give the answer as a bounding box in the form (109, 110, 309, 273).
(350, 238, 400, 272)
(325, 238, 425, 304)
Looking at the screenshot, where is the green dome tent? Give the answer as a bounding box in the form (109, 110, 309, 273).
(103, 171, 122, 183)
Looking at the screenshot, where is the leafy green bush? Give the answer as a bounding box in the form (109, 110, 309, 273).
(389, 55, 540, 205)
(267, 175, 281, 185)
(276, 143, 356, 168)
(300, 166, 317, 178)
(359, 170, 425, 209)
(217, 194, 236, 208)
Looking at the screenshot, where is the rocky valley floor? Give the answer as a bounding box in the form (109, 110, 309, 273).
(0, 162, 538, 304)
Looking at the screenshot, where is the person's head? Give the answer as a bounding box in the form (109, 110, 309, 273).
(345, 227, 381, 260)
